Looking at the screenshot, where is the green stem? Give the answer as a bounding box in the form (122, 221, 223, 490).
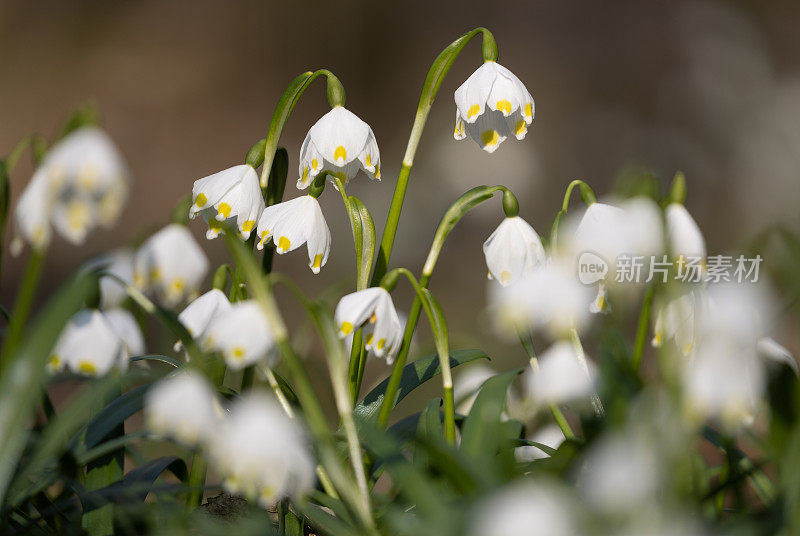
(0, 249, 45, 372)
(370, 28, 497, 286)
(632, 283, 656, 372)
(185, 453, 206, 510)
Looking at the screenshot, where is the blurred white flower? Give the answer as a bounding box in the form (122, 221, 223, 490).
(454, 62, 534, 153)
(203, 300, 277, 370)
(523, 341, 597, 406)
(175, 289, 231, 351)
(133, 224, 210, 307)
(90, 248, 135, 309)
(578, 431, 660, 515)
(483, 216, 546, 286)
(515, 424, 565, 462)
(665, 203, 706, 260)
(758, 337, 798, 374)
(103, 308, 145, 356)
(48, 309, 128, 377)
(652, 286, 705, 356)
(297, 106, 380, 189)
(144, 370, 219, 447)
(256, 195, 331, 274)
(454, 364, 496, 415)
(11, 127, 128, 253)
(334, 287, 403, 364)
(470, 481, 577, 536)
(189, 164, 264, 240)
(488, 261, 592, 339)
(209, 393, 315, 507)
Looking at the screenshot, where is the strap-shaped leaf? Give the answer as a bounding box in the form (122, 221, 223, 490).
(459, 369, 522, 458)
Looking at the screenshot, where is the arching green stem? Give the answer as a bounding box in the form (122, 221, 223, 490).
(370, 27, 498, 285)
(260, 70, 345, 189)
(550, 179, 597, 253)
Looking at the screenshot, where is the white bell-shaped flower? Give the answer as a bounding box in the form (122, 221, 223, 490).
(255, 195, 331, 274)
(483, 216, 546, 286)
(103, 308, 145, 356)
(133, 224, 210, 307)
(48, 309, 128, 377)
(203, 300, 277, 370)
(470, 481, 577, 536)
(652, 287, 705, 356)
(144, 370, 220, 447)
(209, 393, 315, 507)
(296, 106, 380, 189)
(665, 203, 705, 260)
(454, 61, 534, 153)
(334, 287, 403, 364)
(189, 164, 264, 240)
(522, 341, 596, 406)
(174, 289, 232, 351)
(488, 261, 592, 339)
(11, 127, 129, 252)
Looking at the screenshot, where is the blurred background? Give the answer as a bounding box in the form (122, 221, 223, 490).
(2, 0, 800, 402)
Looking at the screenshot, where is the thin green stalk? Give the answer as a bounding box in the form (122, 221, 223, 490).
(0, 249, 45, 372)
(370, 28, 497, 285)
(516, 329, 576, 440)
(185, 453, 206, 510)
(632, 283, 656, 372)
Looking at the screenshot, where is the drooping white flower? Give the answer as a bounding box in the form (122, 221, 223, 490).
(470, 481, 577, 536)
(189, 164, 264, 240)
(483, 216, 546, 286)
(454, 61, 534, 153)
(522, 341, 597, 406)
(174, 289, 232, 351)
(48, 309, 128, 377)
(255, 195, 331, 274)
(515, 424, 566, 462)
(103, 308, 145, 356)
(203, 300, 277, 370)
(334, 287, 403, 364)
(144, 370, 220, 447)
(209, 393, 315, 507)
(665, 203, 705, 260)
(133, 224, 210, 307)
(296, 106, 380, 189)
(651, 287, 705, 356)
(11, 127, 129, 252)
(488, 261, 592, 339)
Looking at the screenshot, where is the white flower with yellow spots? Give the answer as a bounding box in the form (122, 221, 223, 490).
(11, 127, 129, 252)
(296, 106, 380, 189)
(144, 370, 220, 447)
(334, 287, 403, 364)
(255, 195, 330, 274)
(651, 287, 705, 356)
(209, 393, 315, 507)
(48, 309, 128, 377)
(665, 203, 705, 260)
(203, 300, 277, 370)
(454, 61, 534, 153)
(133, 224, 209, 307)
(190, 164, 264, 240)
(104, 308, 145, 356)
(483, 216, 545, 286)
(174, 289, 232, 351)
(523, 341, 597, 406)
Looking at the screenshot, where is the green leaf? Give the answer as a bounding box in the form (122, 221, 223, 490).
(354, 349, 488, 425)
(130, 354, 182, 368)
(295, 502, 361, 536)
(511, 439, 557, 457)
(459, 369, 522, 458)
(414, 399, 442, 468)
(0, 270, 99, 504)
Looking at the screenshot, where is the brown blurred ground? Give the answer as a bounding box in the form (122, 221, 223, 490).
(2, 0, 800, 401)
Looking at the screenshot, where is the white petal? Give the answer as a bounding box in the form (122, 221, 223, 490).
(104, 308, 146, 356)
(204, 300, 277, 370)
(464, 110, 509, 153)
(334, 288, 387, 337)
(13, 167, 52, 251)
(307, 107, 370, 167)
(666, 203, 706, 259)
(455, 62, 497, 123)
(177, 289, 232, 346)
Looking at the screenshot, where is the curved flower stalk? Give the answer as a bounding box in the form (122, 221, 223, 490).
(335, 287, 403, 364)
(174, 288, 231, 351)
(103, 308, 145, 356)
(203, 299, 278, 370)
(189, 164, 264, 240)
(483, 215, 546, 285)
(47, 309, 128, 376)
(144, 370, 220, 447)
(133, 224, 210, 307)
(454, 61, 534, 152)
(297, 107, 381, 189)
(256, 195, 331, 274)
(11, 126, 129, 253)
(208, 393, 315, 508)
